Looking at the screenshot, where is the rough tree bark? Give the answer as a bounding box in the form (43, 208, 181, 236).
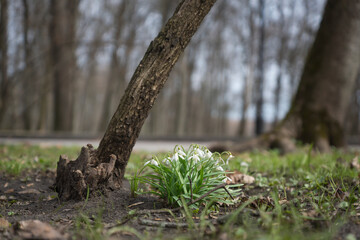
(224, 0, 360, 153)
(55, 0, 217, 201)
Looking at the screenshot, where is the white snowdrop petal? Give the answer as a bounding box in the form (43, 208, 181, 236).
(192, 155, 200, 163)
(151, 159, 159, 166)
(171, 153, 179, 162)
(205, 151, 212, 158)
(240, 162, 249, 167)
(216, 166, 224, 171)
(177, 150, 186, 157)
(226, 154, 234, 165)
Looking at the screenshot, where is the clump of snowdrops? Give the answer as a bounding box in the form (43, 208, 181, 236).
(132, 144, 241, 208)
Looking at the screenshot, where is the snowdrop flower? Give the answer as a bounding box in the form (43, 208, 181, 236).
(205, 150, 212, 158)
(226, 154, 234, 165)
(216, 166, 224, 172)
(144, 159, 159, 166)
(222, 176, 232, 183)
(163, 157, 171, 165)
(240, 161, 249, 167)
(195, 148, 206, 158)
(189, 155, 200, 163)
(177, 149, 186, 158)
(171, 153, 179, 162)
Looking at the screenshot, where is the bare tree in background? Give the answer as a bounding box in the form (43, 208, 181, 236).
(0, 0, 8, 127)
(254, 0, 265, 136)
(21, 0, 32, 130)
(49, 0, 80, 131)
(229, 0, 360, 153)
(273, 1, 286, 126)
(237, 1, 257, 136)
(76, 18, 107, 132)
(146, 0, 178, 136)
(99, 0, 139, 132)
(54, 0, 217, 201)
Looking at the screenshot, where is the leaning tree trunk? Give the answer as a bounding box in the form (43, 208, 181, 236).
(55, 0, 217, 201)
(225, 0, 360, 154)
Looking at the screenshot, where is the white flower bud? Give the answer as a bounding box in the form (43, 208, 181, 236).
(145, 159, 159, 166)
(216, 166, 224, 172)
(222, 176, 232, 183)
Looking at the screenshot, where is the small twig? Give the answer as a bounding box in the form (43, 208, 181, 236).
(188, 176, 193, 202)
(138, 218, 190, 228)
(222, 186, 234, 200)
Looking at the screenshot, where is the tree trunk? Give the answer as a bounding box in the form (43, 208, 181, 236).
(98, 0, 129, 132)
(176, 53, 191, 136)
(254, 0, 265, 136)
(49, 0, 79, 132)
(0, 0, 9, 127)
(273, 2, 286, 126)
(55, 0, 217, 201)
(224, 0, 360, 154)
(238, 5, 256, 136)
(21, 0, 32, 130)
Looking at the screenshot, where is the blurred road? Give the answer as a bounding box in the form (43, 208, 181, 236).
(0, 137, 215, 152)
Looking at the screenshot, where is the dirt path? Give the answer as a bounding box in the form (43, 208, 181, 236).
(0, 137, 214, 152)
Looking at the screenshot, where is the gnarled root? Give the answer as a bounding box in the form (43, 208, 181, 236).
(54, 144, 117, 201)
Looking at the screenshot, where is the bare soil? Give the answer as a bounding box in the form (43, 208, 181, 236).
(0, 170, 176, 239)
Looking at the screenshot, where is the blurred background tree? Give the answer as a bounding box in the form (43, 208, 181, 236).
(0, 0, 359, 145)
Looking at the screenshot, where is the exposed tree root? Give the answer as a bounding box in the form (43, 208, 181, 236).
(54, 144, 117, 201)
(209, 125, 298, 155)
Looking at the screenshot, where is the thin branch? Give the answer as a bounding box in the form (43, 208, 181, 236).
(222, 186, 234, 200)
(188, 176, 193, 202)
(138, 218, 189, 228)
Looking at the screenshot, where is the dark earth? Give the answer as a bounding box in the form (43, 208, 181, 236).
(0, 170, 172, 239)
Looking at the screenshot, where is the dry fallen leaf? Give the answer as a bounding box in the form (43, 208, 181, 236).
(16, 220, 64, 240)
(4, 189, 14, 194)
(226, 171, 255, 184)
(278, 199, 288, 205)
(301, 209, 318, 218)
(350, 156, 360, 170)
(18, 189, 41, 194)
(0, 218, 10, 229)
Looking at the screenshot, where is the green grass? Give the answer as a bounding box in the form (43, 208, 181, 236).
(0, 144, 157, 176)
(220, 146, 359, 240)
(0, 144, 80, 175)
(1, 144, 359, 240)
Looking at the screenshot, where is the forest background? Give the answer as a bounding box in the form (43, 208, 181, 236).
(0, 0, 359, 142)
